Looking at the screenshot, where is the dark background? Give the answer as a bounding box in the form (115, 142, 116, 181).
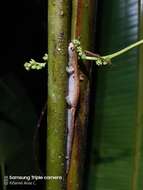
(0, 0, 47, 189)
(0, 0, 47, 108)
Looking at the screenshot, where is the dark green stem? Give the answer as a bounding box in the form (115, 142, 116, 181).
(46, 1, 69, 190)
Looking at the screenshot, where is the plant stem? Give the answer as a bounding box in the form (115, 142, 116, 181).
(67, 0, 95, 190)
(81, 39, 143, 62)
(46, 1, 69, 190)
(83, 56, 98, 61)
(103, 39, 143, 59)
(131, 3, 143, 189)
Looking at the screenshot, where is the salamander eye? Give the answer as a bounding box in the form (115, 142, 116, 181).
(71, 47, 74, 51)
(69, 42, 75, 51)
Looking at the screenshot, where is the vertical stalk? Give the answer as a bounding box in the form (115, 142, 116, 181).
(47, 1, 69, 190)
(131, 1, 143, 190)
(67, 0, 96, 190)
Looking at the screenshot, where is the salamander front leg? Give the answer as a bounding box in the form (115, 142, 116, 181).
(66, 66, 74, 74)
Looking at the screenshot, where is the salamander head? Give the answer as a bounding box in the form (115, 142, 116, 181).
(68, 42, 75, 53)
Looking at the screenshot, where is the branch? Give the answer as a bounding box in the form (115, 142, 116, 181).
(73, 39, 143, 65)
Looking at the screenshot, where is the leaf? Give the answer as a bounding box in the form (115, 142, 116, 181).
(88, 0, 140, 189)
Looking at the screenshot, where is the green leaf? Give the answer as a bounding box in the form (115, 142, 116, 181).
(88, 0, 141, 190)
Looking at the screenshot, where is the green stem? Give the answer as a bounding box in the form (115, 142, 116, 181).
(46, 1, 68, 190)
(79, 39, 143, 62)
(103, 39, 143, 60)
(83, 55, 98, 61)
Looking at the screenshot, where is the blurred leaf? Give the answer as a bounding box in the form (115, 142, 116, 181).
(88, 0, 140, 189)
